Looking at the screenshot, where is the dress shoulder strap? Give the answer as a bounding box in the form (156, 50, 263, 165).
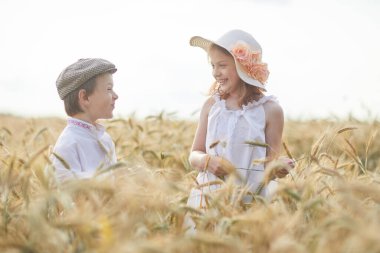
(243, 95, 278, 110)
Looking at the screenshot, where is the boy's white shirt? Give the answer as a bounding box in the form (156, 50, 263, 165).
(51, 117, 116, 182)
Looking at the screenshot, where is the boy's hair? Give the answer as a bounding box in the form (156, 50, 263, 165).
(64, 75, 97, 116)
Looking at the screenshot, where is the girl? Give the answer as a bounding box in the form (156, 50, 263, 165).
(188, 30, 293, 204)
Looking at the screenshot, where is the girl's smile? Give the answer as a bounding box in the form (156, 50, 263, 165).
(209, 46, 241, 96)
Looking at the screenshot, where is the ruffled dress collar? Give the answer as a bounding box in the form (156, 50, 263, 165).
(214, 94, 278, 113)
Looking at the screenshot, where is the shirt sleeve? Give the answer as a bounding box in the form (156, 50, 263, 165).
(51, 142, 93, 182)
(111, 141, 117, 163)
(102, 132, 117, 164)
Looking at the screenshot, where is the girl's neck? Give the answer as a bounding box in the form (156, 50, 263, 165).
(223, 91, 264, 110)
(224, 95, 241, 110)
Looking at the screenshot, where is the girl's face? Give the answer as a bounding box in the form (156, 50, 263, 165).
(209, 47, 241, 94)
(87, 73, 118, 122)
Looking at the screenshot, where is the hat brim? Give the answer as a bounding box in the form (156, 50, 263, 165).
(190, 36, 214, 51)
(105, 67, 117, 75)
(190, 36, 267, 91)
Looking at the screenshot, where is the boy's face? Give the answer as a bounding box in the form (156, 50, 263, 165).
(87, 73, 118, 121)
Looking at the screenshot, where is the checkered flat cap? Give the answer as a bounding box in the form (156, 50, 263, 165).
(56, 58, 117, 99)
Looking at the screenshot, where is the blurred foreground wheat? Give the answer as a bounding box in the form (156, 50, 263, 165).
(0, 113, 379, 253)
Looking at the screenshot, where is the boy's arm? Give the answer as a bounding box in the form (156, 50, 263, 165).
(51, 144, 93, 182)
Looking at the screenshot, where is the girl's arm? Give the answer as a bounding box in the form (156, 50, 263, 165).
(264, 100, 295, 178)
(189, 97, 231, 177)
(188, 97, 215, 171)
(264, 100, 284, 162)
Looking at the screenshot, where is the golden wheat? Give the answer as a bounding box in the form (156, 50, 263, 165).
(0, 114, 379, 253)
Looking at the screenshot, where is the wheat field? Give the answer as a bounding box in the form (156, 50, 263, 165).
(0, 113, 379, 253)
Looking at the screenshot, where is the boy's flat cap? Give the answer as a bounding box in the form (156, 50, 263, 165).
(56, 58, 117, 99)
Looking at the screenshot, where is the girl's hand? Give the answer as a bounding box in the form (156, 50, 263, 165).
(206, 155, 234, 178)
(274, 156, 295, 178)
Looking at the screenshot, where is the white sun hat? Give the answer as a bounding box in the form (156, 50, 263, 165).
(190, 29, 269, 91)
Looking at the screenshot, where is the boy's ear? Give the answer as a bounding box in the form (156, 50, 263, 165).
(78, 89, 89, 104)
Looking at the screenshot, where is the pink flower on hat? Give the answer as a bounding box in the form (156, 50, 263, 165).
(231, 42, 252, 62)
(232, 41, 261, 63)
(247, 63, 269, 84)
(231, 41, 269, 84)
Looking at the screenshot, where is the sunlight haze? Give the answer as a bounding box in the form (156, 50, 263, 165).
(0, 0, 379, 120)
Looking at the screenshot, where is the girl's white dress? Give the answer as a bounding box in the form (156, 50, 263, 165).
(187, 94, 279, 210)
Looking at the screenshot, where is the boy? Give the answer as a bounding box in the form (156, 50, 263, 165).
(51, 58, 119, 182)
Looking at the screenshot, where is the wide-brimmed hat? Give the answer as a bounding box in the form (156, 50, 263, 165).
(56, 58, 117, 100)
(190, 29, 269, 91)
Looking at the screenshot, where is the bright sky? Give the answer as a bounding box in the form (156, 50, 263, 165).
(0, 0, 379, 120)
